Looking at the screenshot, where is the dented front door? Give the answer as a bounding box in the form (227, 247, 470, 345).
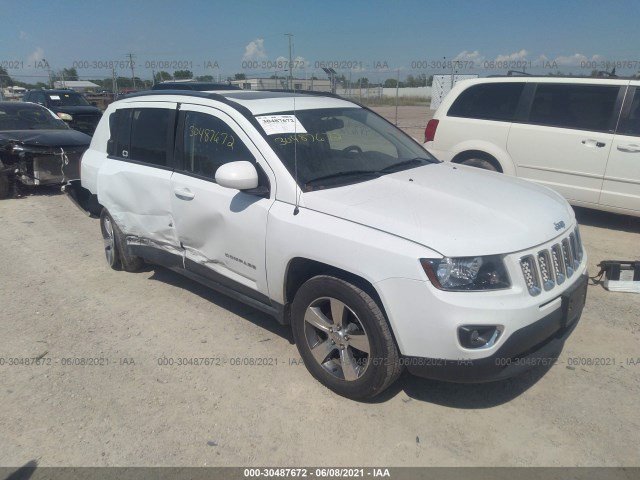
(169, 104, 274, 298)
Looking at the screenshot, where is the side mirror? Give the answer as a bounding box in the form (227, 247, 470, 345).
(215, 161, 259, 190)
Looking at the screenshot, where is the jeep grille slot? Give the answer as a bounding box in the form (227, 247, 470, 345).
(537, 250, 555, 291)
(520, 227, 583, 296)
(520, 256, 541, 296)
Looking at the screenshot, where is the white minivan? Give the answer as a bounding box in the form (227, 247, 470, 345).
(425, 76, 640, 217)
(65, 89, 588, 399)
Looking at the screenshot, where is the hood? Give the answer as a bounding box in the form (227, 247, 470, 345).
(52, 105, 102, 115)
(301, 163, 575, 257)
(0, 129, 91, 149)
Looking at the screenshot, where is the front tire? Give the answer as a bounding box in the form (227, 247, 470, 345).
(291, 275, 402, 400)
(99, 209, 143, 272)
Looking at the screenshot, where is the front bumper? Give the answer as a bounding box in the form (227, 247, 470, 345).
(405, 273, 588, 382)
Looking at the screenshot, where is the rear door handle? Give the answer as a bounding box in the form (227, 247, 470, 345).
(173, 187, 195, 200)
(617, 143, 640, 153)
(581, 139, 606, 148)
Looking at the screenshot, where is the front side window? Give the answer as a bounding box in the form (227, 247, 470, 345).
(528, 84, 619, 132)
(181, 111, 255, 180)
(448, 82, 524, 121)
(259, 107, 437, 190)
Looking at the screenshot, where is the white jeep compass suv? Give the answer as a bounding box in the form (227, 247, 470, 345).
(64, 89, 588, 399)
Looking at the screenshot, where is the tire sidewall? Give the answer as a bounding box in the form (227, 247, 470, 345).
(291, 276, 396, 399)
(99, 209, 121, 269)
(461, 157, 498, 171)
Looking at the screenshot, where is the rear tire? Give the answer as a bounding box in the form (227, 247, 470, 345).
(459, 157, 499, 171)
(291, 275, 402, 400)
(99, 209, 143, 272)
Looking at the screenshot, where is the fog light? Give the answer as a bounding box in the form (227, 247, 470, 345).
(458, 326, 501, 349)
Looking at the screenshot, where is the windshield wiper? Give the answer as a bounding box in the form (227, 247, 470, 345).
(377, 157, 435, 174)
(304, 170, 380, 187)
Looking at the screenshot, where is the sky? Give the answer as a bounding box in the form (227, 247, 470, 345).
(2, 0, 639, 84)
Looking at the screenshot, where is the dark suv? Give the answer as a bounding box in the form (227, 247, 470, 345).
(23, 89, 103, 135)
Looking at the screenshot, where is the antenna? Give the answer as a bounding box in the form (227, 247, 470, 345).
(292, 81, 300, 215)
(291, 35, 300, 216)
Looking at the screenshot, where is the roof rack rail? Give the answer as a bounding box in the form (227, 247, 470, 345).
(261, 89, 344, 100)
(507, 70, 532, 76)
(122, 89, 228, 100)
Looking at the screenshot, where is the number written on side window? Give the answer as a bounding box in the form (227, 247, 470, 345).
(181, 112, 254, 180)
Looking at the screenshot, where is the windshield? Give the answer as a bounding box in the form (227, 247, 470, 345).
(47, 92, 91, 107)
(0, 104, 69, 131)
(260, 107, 438, 190)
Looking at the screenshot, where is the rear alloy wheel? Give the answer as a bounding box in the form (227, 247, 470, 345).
(459, 157, 499, 172)
(99, 209, 143, 272)
(292, 276, 402, 400)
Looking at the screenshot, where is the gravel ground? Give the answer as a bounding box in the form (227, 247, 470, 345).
(0, 108, 639, 468)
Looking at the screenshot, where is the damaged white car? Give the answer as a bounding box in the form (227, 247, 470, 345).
(0, 101, 90, 199)
(65, 90, 588, 399)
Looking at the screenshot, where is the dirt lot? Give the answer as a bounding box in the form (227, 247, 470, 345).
(0, 109, 639, 468)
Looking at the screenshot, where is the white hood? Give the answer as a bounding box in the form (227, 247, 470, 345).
(301, 163, 575, 257)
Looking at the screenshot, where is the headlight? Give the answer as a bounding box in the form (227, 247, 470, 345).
(57, 112, 73, 121)
(420, 255, 511, 291)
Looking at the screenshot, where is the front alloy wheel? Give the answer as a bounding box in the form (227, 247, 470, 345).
(303, 296, 371, 381)
(292, 275, 403, 400)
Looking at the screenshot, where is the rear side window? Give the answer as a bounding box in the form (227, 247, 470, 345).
(180, 111, 255, 180)
(108, 108, 174, 166)
(527, 84, 619, 132)
(617, 88, 640, 136)
(108, 109, 131, 158)
(448, 82, 524, 121)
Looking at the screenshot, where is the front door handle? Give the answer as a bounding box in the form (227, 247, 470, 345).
(581, 139, 606, 148)
(173, 187, 195, 200)
(617, 143, 640, 153)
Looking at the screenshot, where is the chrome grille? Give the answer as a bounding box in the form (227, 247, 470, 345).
(520, 227, 583, 296)
(537, 250, 555, 291)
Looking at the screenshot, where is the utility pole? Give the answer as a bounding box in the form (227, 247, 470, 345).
(285, 33, 293, 90)
(395, 69, 400, 125)
(127, 53, 137, 89)
(112, 68, 118, 99)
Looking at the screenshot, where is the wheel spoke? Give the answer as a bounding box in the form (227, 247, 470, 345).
(339, 348, 360, 381)
(346, 333, 370, 354)
(103, 218, 115, 264)
(304, 306, 332, 333)
(310, 338, 336, 365)
(329, 298, 346, 326)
